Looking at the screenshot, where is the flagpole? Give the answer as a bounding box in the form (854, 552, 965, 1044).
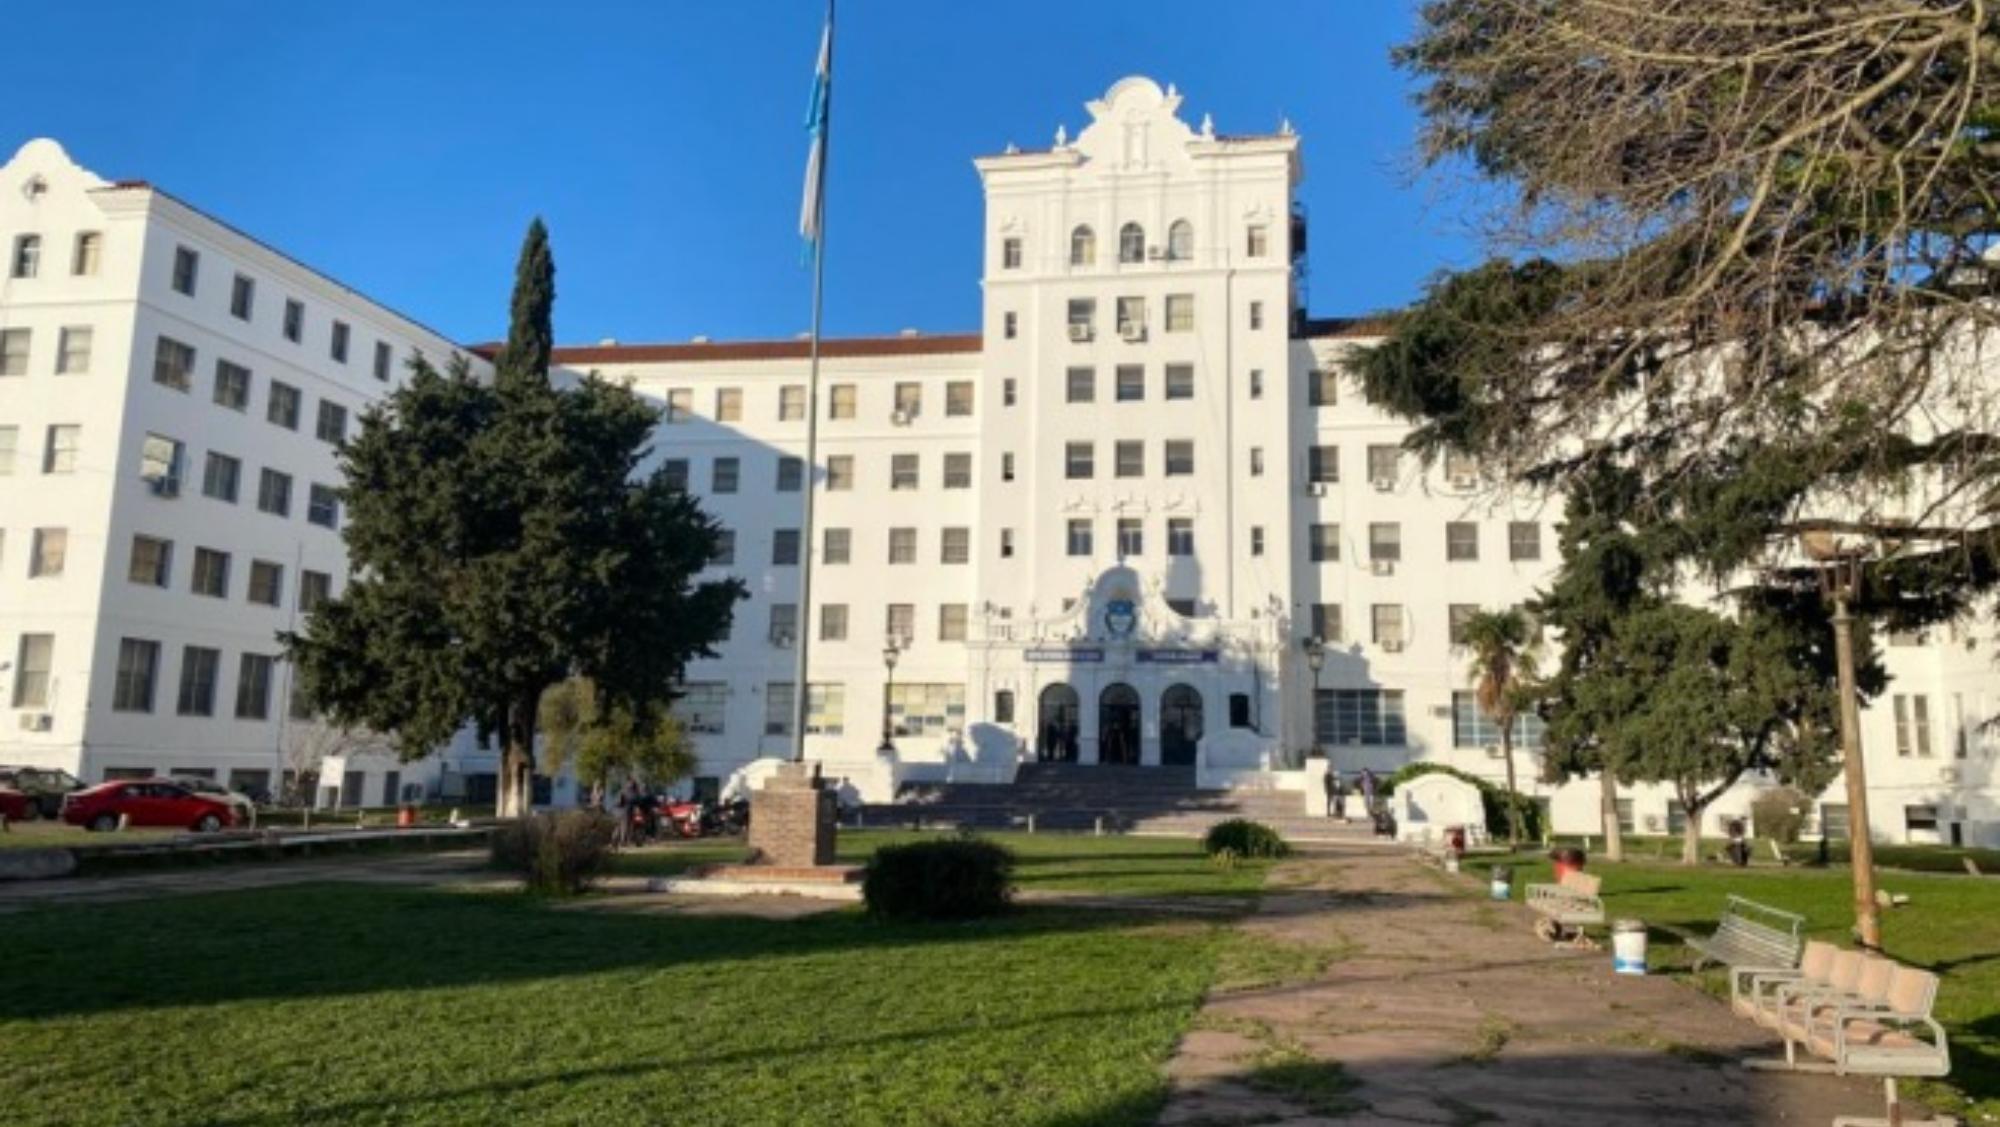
(790, 0, 833, 764)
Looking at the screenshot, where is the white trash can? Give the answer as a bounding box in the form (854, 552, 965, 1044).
(1612, 919, 1648, 975)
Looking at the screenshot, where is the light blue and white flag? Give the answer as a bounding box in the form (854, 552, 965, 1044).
(799, 13, 831, 248)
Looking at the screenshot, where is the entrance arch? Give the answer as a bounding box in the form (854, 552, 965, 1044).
(1099, 683, 1141, 766)
(1160, 684, 1203, 766)
(1037, 684, 1080, 763)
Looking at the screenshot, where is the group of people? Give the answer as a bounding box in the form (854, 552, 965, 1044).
(1322, 765, 1380, 824)
(1038, 720, 1081, 763)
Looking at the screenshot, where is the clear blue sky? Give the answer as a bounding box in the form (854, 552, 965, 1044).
(4, 1, 1472, 346)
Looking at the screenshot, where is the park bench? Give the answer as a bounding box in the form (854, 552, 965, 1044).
(1732, 939, 1836, 1029)
(1688, 894, 1804, 973)
(1525, 869, 1602, 944)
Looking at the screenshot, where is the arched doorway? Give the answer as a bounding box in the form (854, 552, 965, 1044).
(1160, 684, 1203, 766)
(1037, 684, 1080, 763)
(1099, 683, 1141, 766)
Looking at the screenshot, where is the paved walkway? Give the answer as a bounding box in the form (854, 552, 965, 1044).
(1159, 845, 1889, 1126)
(0, 851, 494, 913)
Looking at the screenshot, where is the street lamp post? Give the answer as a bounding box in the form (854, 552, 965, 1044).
(1303, 637, 1326, 762)
(1802, 533, 1881, 950)
(878, 639, 902, 755)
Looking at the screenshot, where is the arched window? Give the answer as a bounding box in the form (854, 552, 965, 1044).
(1166, 220, 1193, 261)
(1118, 223, 1146, 264)
(1069, 225, 1095, 267)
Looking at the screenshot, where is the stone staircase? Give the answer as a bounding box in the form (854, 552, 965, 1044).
(851, 762, 1375, 844)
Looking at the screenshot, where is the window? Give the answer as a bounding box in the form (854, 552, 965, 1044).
(1448, 604, 1478, 646)
(1310, 604, 1343, 642)
(1167, 518, 1195, 557)
(330, 321, 351, 363)
(1003, 377, 1017, 406)
(1372, 605, 1405, 647)
(1308, 369, 1338, 407)
(1001, 452, 1015, 481)
(315, 400, 348, 444)
(945, 380, 974, 417)
(711, 530, 735, 565)
(829, 384, 856, 419)
(213, 360, 252, 409)
(1118, 222, 1145, 263)
(764, 682, 796, 736)
(779, 385, 806, 420)
(257, 469, 292, 516)
(1246, 224, 1268, 258)
(0, 425, 13, 475)
(885, 603, 915, 643)
(776, 456, 804, 492)
(772, 529, 800, 566)
(29, 528, 68, 577)
(1666, 801, 1689, 836)
(891, 453, 919, 490)
(1066, 441, 1094, 479)
(1367, 524, 1402, 563)
(235, 654, 274, 720)
(943, 452, 972, 489)
(267, 381, 301, 429)
(887, 683, 966, 738)
(1117, 517, 1144, 557)
(135, 434, 190, 492)
(1165, 294, 1194, 332)
(1070, 225, 1095, 266)
(1451, 691, 1546, 749)
(939, 604, 968, 642)
(112, 639, 160, 713)
(1066, 366, 1095, 403)
(1001, 237, 1022, 270)
(1250, 526, 1265, 556)
(1820, 803, 1851, 840)
(1308, 445, 1339, 483)
(171, 245, 199, 295)
(299, 570, 332, 612)
(768, 603, 799, 646)
(820, 603, 849, 641)
(715, 388, 742, 422)
(675, 683, 728, 734)
(893, 382, 921, 418)
(826, 454, 854, 490)
(1249, 301, 1265, 330)
(1508, 522, 1542, 562)
(1160, 365, 1195, 401)
(1000, 528, 1015, 558)
(55, 327, 91, 374)
(176, 646, 221, 717)
(1367, 445, 1400, 485)
(129, 536, 173, 587)
(1894, 694, 1933, 757)
(888, 527, 917, 564)
(1115, 364, 1145, 402)
(712, 457, 739, 493)
(823, 528, 852, 564)
(666, 389, 693, 422)
(1116, 296, 1146, 337)
(282, 299, 304, 343)
(1003, 313, 1017, 340)
(1250, 368, 1265, 399)
(191, 547, 231, 597)
(43, 425, 80, 474)
(203, 452, 241, 502)
(248, 560, 285, 606)
(229, 273, 256, 319)
(995, 690, 1016, 724)
(1446, 522, 1479, 561)
(0, 328, 27, 376)
(941, 527, 970, 564)
(1067, 519, 1093, 557)
(1309, 523, 1341, 563)
(661, 459, 689, 492)
(1167, 219, 1193, 260)
(1115, 440, 1143, 478)
(1250, 447, 1265, 476)
(154, 336, 195, 391)
(1164, 440, 1195, 476)
(306, 483, 339, 527)
(72, 232, 101, 276)
(1905, 805, 1940, 835)
(1067, 299, 1095, 339)
(12, 635, 54, 708)
(806, 683, 846, 736)
(1314, 689, 1407, 746)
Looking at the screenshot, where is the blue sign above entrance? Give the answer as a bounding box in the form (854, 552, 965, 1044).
(1025, 647, 1105, 663)
(1137, 649, 1220, 665)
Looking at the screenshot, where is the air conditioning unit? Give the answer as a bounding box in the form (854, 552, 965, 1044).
(1429, 704, 1451, 718)
(1307, 482, 1327, 497)
(1449, 474, 1477, 490)
(1067, 323, 1093, 343)
(1371, 477, 1394, 492)
(148, 476, 181, 498)
(1644, 814, 1663, 832)
(1370, 558, 1396, 576)
(890, 409, 912, 426)
(1940, 766, 1961, 783)
(1120, 323, 1146, 342)
(1381, 639, 1405, 653)
(17, 713, 52, 732)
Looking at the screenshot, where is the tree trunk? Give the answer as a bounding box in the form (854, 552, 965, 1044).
(1600, 770, 1624, 862)
(1499, 728, 1521, 845)
(497, 697, 538, 819)
(1680, 797, 1702, 865)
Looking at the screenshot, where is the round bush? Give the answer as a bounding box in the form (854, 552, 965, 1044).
(862, 837, 1014, 921)
(490, 809, 616, 895)
(1203, 818, 1290, 859)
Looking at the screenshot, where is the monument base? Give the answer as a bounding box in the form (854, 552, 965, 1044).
(747, 760, 838, 868)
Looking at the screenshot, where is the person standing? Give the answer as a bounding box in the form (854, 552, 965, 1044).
(1322, 766, 1343, 821)
(1359, 768, 1379, 828)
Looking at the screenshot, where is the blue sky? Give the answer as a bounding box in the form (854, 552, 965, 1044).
(4, 1, 1473, 346)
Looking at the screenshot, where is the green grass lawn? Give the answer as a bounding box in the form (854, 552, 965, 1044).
(1484, 851, 2000, 1121)
(0, 822, 180, 850)
(0, 833, 1268, 1127)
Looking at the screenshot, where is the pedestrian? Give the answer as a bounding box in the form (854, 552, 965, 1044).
(612, 777, 638, 848)
(1359, 768, 1379, 828)
(1727, 818, 1751, 867)
(1322, 765, 1341, 820)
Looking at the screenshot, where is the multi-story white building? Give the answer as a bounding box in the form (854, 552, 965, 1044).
(4, 77, 1995, 843)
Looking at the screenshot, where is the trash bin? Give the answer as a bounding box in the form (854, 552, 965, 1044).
(1490, 865, 1512, 901)
(396, 804, 418, 828)
(1612, 920, 1648, 975)
(1550, 846, 1587, 881)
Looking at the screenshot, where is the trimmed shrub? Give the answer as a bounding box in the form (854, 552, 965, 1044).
(1204, 818, 1290, 859)
(490, 810, 616, 895)
(1381, 762, 1545, 841)
(862, 837, 1014, 920)
(1750, 787, 1809, 844)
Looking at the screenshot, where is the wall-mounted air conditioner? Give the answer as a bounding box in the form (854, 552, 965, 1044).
(891, 409, 912, 426)
(147, 476, 181, 498)
(1370, 558, 1396, 576)
(1449, 474, 1476, 490)
(1939, 766, 1960, 783)
(1120, 323, 1146, 342)
(1644, 814, 1663, 832)
(1308, 482, 1327, 497)
(1371, 478, 1394, 492)
(1067, 323, 1093, 343)
(1381, 639, 1405, 653)
(17, 713, 52, 732)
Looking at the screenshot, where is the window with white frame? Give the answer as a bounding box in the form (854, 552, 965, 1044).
(1165, 294, 1194, 332)
(666, 389, 693, 422)
(1894, 694, 1932, 757)
(1314, 689, 1406, 746)
(1250, 526, 1265, 555)
(1366, 445, 1400, 484)
(1310, 604, 1342, 642)
(1067, 518, 1092, 557)
(1167, 518, 1195, 557)
(1167, 220, 1193, 260)
(0, 425, 15, 475)
(1066, 366, 1095, 403)
(1250, 447, 1264, 476)
(711, 529, 735, 565)
(1115, 440, 1143, 479)
(1446, 522, 1479, 561)
(315, 400, 348, 445)
(1448, 604, 1477, 646)
(1452, 691, 1545, 748)
(891, 453, 919, 490)
(12, 634, 54, 708)
(1116, 296, 1146, 336)
(267, 381, 301, 430)
(1369, 523, 1401, 561)
(661, 458, 689, 492)
(1002, 238, 1022, 269)
(30, 528, 68, 577)
(820, 603, 849, 641)
(885, 603, 915, 643)
(943, 452, 972, 489)
(214, 360, 251, 410)
(129, 536, 173, 588)
(1118, 223, 1145, 263)
(1164, 440, 1195, 476)
(1067, 299, 1095, 339)
(153, 336, 195, 391)
(1066, 441, 1095, 479)
(894, 382, 921, 418)
(330, 321, 350, 363)
(938, 603, 968, 642)
(1308, 523, 1340, 562)
(257, 469, 292, 517)
(1070, 225, 1095, 266)
(112, 638, 160, 713)
(941, 527, 970, 564)
(1117, 517, 1143, 558)
(55, 327, 91, 374)
(806, 683, 845, 735)
(1308, 445, 1339, 483)
(1307, 369, 1338, 407)
(1246, 225, 1268, 258)
(299, 570, 332, 612)
(72, 232, 101, 276)
(1249, 368, 1265, 399)
(374, 340, 394, 382)
(771, 528, 800, 566)
(676, 683, 729, 734)
(43, 425, 79, 474)
(779, 385, 806, 420)
(177, 646, 220, 717)
(1000, 528, 1015, 558)
(888, 527, 917, 564)
(191, 547, 230, 597)
(248, 560, 285, 607)
(823, 527, 851, 564)
(203, 452, 240, 502)
(889, 683, 966, 737)
(768, 603, 798, 647)
(826, 454, 854, 490)
(829, 384, 856, 418)
(170, 245, 199, 295)
(776, 456, 803, 493)
(0, 328, 28, 376)
(711, 457, 739, 494)
(230, 274, 255, 319)
(1164, 364, 1195, 400)
(282, 299, 304, 343)
(1508, 522, 1542, 561)
(1372, 604, 1405, 647)
(1249, 301, 1265, 330)
(945, 380, 974, 417)
(1115, 364, 1144, 402)
(714, 387, 742, 422)
(764, 682, 795, 736)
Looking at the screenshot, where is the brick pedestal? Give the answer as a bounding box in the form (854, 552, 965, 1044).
(748, 761, 837, 868)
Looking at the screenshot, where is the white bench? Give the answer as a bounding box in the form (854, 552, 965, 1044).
(1690, 894, 1804, 973)
(1525, 869, 1602, 944)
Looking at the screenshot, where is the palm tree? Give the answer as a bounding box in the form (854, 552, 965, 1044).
(1463, 608, 1541, 845)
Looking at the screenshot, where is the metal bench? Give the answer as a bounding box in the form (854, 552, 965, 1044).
(1525, 869, 1602, 944)
(1733, 939, 1836, 1030)
(1688, 894, 1804, 972)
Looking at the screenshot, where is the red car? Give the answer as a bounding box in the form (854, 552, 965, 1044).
(0, 785, 32, 823)
(61, 779, 239, 833)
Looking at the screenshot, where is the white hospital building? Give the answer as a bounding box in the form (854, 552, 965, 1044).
(2, 77, 1994, 844)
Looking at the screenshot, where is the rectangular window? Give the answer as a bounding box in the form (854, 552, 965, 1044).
(1367, 445, 1400, 484)
(0, 328, 28, 376)
(330, 321, 351, 363)
(129, 535, 173, 587)
(55, 326, 91, 374)
(662, 458, 689, 491)
(820, 603, 849, 641)
(1894, 694, 1933, 757)
(308, 484, 340, 529)
(1066, 441, 1094, 479)
(1250, 526, 1265, 556)
(1249, 368, 1264, 399)
(230, 273, 256, 319)
(1449, 604, 1477, 646)
(268, 381, 301, 429)
(1450, 691, 1546, 749)
(666, 389, 693, 422)
(171, 245, 199, 295)
(1167, 518, 1195, 557)
(1067, 519, 1093, 557)
(829, 384, 857, 419)
(893, 381, 921, 418)
(1508, 522, 1542, 562)
(0, 425, 13, 475)
(1314, 689, 1407, 746)
(203, 452, 241, 502)
(1369, 523, 1401, 562)
(112, 639, 160, 712)
(945, 380, 974, 417)
(315, 400, 348, 444)
(1001, 452, 1015, 481)
(1309, 523, 1341, 563)
(779, 385, 806, 420)
(1003, 312, 1018, 340)
(768, 603, 798, 647)
(887, 683, 966, 738)
(1446, 522, 1479, 562)
(214, 360, 252, 409)
(885, 603, 916, 643)
(806, 683, 845, 736)
(1115, 364, 1145, 402)
(1117, 517, 1143, 558)
(1066, 366, 1095, 403)
(1249, 301, 1265, 330)
(72, 232, 101, 276)
(248, 560, 285, 606)
(715, 388, 742, 422)
(675, 682, 728, 734)
(938, 603, 968, 642)
(1163, 439, 1195, 476)
(826, 454, 855, 490)
(1001, 237, 1022, 269)
(299, 570, 332, 612)
(1246, 225, 1268, 258)
(772, 529, 800, 566)
(257, 469, 293, 517)
(282, 299, 304, 343)
(1066, 299, 1096, 340)
(30, 528, 68, 577)
(12, 635, 54, 708)
(1165, 294, 1194, 332)
(374, 340, 393, 382)
(711, 457, 739, 494)
(888, 527, 917, 564)
(824, 527, 851, 564)
(941, 527, 970, 564)
(176, 646, 221, 717)
(1372, 605, 1405, 647)
(1003, 378, 1017, 406)
(711, 530, 735, 566)
(943, 452, 972, 489)
(43, 425, 80, 474)
(139, 433, 184, 492)
(1116, 296, 1147, 338)
(235, 654, 274, 720)
(1308, 369, 1338, 407)
(1250, 447, 1265, 476)
(191, 547, 231, 598)
(1115, 440, 1143, 479)
(1164, 364, 1195, 400)
(891, 453, 919, 490)
(1310, 604, 1342, 642)
(1308, 445, 1339, 483)
(995, 690, 1016, 724)
(153, 336, 195, 391)
(776, 456, 804, 492)
(1444, 451, 1478, 484)
(764, 682, 795, 736)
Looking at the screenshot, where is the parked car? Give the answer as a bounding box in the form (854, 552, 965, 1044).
(170, 777, 258, 823)
(0, 784, 33, 823)
(0, 766, 86, 820)
(61, 779, 240, 833)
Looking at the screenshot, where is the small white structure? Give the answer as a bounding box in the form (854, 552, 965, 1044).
(1394, 772, 1487, 844)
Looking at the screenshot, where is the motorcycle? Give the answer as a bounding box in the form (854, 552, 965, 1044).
(659, 797, 707, 839)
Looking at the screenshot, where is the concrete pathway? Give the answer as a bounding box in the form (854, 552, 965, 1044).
(1158, 845, 1891, 1126)
(0, 851, 495, 913)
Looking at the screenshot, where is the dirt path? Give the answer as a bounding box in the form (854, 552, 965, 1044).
(1159, 844, 1886, 1126)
